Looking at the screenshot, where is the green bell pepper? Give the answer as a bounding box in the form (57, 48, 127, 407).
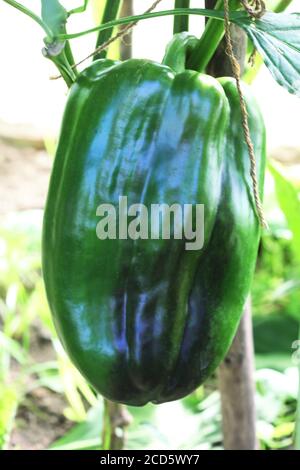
(43, 43, 265, 405)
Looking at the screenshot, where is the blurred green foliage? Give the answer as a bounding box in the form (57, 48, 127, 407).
(0, 212, 98, 449)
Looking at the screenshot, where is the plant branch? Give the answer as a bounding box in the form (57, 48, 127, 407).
(68, 0, 89, 16)
(3, 0, 53, 39)
(94, 0, 122, 61)
(102, 400, 132, 450)
(55, 9, 247, 41)
(173, 0, 190, 34)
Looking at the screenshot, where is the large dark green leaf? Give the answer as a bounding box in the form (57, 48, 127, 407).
(253, 314, 298, 369)
(234, 12, 300, 96)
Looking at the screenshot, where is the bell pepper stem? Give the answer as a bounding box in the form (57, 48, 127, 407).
(187, 0, 241, 72)
(49, 53, 77, 88)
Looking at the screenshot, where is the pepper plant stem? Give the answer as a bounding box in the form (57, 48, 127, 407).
(173, 0, 190, 34)
(68, 0, 89, 16)
(102, 400, 132, 450)
(94, 0, 122, 61)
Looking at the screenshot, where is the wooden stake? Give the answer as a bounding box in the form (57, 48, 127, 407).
(218, 300, 257, 449)
(205, 0, 257, 450)
(120, 0, 134, 60)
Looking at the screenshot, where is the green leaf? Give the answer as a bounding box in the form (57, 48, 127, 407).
(253, 314, 299, 369)
(256, 368, 298, 421)
(268, 161, 300, 263)
(0, 387, 19, 450)
(234, 12, 300, 96)
(50, 402, 103, 450)
(0, 331, 27, 366)
(296, 327, 300, 450)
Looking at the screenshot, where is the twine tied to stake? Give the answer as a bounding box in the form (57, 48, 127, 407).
(224, 0, 268, 229)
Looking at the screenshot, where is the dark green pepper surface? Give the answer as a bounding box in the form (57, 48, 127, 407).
(43, 53, 266, 405)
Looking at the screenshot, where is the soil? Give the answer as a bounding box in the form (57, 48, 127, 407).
(9, 388, 72, 450)
(0, 129, 52, 215)
(7, 320, 73, 450)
